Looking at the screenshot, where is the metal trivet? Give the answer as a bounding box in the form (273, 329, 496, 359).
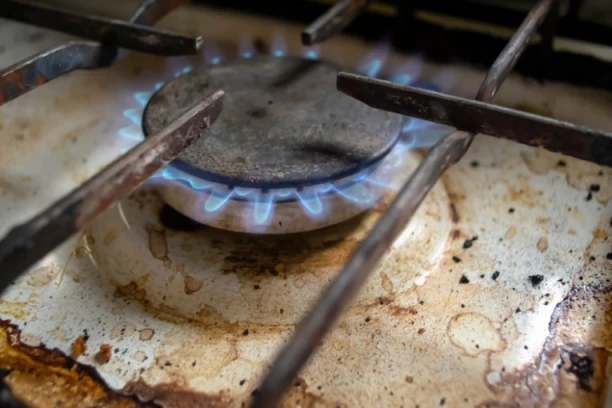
(0, 0, 611, 407)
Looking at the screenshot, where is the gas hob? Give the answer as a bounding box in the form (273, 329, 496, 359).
(0, 1, 611, 407)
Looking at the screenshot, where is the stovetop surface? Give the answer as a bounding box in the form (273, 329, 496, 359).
(0, 1, 611, 407)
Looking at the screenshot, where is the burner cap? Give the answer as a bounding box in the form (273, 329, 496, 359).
(143, 56, 402, 188)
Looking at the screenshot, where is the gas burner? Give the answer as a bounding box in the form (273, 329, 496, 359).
(143, 55, 403, 233)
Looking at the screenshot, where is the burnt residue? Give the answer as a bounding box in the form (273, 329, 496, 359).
(529, 275, 544, 287)
(218, 221, 358, 280)
(566, 353, 595, 391)
(0, 319, 159, 407)
(159, 205, 202, 232)
(123, 379, 232, 408)
(449, 202, 460, 223)
(496, 285, 612, 405)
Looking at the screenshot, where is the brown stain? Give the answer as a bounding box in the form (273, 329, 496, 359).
(520, 149, 611, 204)
(139, 329, 155, 341)
(96, 344, 112, 365)
(57, 118, 102, 147)
(449, 202, 460, 223)
(26, 265, 58, 287)
(380, 271, 393, 292)
(216, 220, 361, 284)
(194, 305, 225, 325)
(0, 320, 154, 407)
(146, 223, 169, 261)
(489, 286, 612, 406)
(592, 228, 608, 240)
(276, 377, 345, 408)
(71, 336, 87, 359)
(0, 117, 45, 164)
(183, 274, 204, 295)
(123, 379, 231, 408)
(451, 229, 461, 240)
(504, 226, 517, 240)
(537, 237, 549, 253)
(0, 300, 29, 320)
(104, 229, 119, 245)
(0, 176, 25, 199)
(447, 313, 506, 357)
(116, 282, 146, 302)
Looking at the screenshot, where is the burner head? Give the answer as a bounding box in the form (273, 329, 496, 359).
(143, 56, 403, 233)
(143, 56, 401, 188)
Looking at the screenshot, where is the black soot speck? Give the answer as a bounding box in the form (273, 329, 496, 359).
(567, 353, 594, 391)
(459, 275, 470, 284)
(462, 239, 473, 249)
(492, 271, 500, 281)
(452, 256, 462, 263)
(589, 184, 600, 192)
(529, 275, 544, 286)
(248, 108, 267, 118)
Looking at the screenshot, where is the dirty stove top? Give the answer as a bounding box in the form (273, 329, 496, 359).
(0, 1, 611, 407)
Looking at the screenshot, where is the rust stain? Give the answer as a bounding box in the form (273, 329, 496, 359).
(0, 320, 152, 407)
(95, 344, 112, 364)
(71, 336, 87, 359)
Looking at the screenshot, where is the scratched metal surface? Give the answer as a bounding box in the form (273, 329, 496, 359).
(0, 1, 611, 407)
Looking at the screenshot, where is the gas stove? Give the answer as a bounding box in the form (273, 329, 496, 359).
(0, 0, 611, 407)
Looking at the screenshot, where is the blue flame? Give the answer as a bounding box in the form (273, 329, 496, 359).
(203, 43, 223, 65)
(239, 38, 256, 59)
(117, 35, 451, 229)
(302, 45, 320, 60)
(358, 41, 390, 77)
(271, 33, 287, 57)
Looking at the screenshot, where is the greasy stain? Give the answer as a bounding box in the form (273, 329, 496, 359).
(0, 301, 29, 321)
(146, 223, 169, 261)
(183, 274, 204, 295)
(447, 313, 505, 357)
(25, 265, 58, 287)
(139, 329, 155, 341)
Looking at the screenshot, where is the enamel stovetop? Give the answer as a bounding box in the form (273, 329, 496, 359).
(0, 1, 611, 407)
